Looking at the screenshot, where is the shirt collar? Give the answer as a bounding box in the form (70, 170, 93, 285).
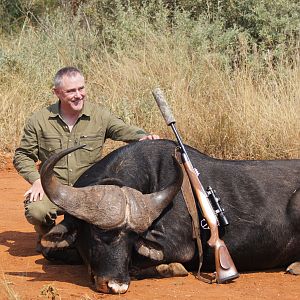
(49, 101, 92, 118)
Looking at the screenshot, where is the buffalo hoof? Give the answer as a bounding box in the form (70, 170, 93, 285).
(133, 263, 188, 279)
(156, 263, 188, 278)
(286, 262, 300, 275)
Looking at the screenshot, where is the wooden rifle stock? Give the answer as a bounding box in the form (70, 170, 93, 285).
(152, 88, 239, 283)
(182, 153, 239, 283)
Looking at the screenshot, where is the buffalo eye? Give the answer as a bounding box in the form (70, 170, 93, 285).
(95, 228, 123, 244)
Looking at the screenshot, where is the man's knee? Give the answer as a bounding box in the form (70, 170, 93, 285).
(25, 201, 49, 225)
(24, 196, 61, 227)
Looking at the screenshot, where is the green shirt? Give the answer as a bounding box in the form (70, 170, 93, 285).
(13, 101, 147, 186)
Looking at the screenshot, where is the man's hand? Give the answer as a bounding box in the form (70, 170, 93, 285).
(139, 134, 160, 141)
(24, 179, 44, 202)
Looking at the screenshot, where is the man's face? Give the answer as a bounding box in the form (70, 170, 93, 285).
(54, 73, 86, 113)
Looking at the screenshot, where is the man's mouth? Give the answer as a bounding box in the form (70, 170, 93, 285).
(71, 99, 83, 105)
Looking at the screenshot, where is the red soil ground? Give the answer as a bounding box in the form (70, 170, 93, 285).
(0, 167, 299, 300)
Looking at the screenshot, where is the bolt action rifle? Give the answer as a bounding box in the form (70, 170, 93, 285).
(152, 88, 239, 283)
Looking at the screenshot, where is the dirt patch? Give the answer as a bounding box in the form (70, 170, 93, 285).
(0, 170, 299, 300)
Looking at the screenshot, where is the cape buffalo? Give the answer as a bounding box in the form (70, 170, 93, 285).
(40, 140, 300, 294)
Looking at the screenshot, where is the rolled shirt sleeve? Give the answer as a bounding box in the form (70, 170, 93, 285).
(105, 110, 147, 142)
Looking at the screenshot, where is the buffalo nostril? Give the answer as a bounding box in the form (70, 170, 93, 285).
(94, 277, 129, 294)
(94, 277, 110, 294)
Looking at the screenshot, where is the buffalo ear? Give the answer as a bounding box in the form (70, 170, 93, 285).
(41, 223, 77, 248)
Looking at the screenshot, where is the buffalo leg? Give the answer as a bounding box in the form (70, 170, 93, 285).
(41, 246, 83, 265)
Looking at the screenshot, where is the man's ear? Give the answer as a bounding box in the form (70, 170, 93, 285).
(52, 87, 60, 97)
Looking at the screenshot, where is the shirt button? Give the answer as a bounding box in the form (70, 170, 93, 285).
(68, 154, 71, 156)
(69, 139, 72, 142)
(69, 169, 72, 172)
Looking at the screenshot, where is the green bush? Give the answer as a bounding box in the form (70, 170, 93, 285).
(0, 0, 60, 34)
(1, 0, 299, 61)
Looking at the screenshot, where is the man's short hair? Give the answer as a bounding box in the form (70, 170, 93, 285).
(54, 67, 83, 88)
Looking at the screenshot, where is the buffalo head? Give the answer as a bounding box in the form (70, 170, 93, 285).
(40, 144, 183, 293)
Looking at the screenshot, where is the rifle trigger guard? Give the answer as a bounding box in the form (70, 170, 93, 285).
(201, 219, 210, 230)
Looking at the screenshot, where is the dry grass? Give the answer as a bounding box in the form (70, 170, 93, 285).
(1, 275, 20, 300)
(0, 11, 299, 160)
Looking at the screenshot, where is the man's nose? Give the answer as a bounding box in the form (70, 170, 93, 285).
(75, 90, 82, 98)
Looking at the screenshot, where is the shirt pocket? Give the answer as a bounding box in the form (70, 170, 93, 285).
(78, 134, 103, 165)
(39, 137, 64, 166)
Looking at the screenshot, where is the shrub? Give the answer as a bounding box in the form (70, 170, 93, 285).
(0, 0, 299, 159)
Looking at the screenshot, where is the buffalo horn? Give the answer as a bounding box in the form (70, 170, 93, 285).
(40, 145, 129, 229)
(40, 145, 183, 231)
